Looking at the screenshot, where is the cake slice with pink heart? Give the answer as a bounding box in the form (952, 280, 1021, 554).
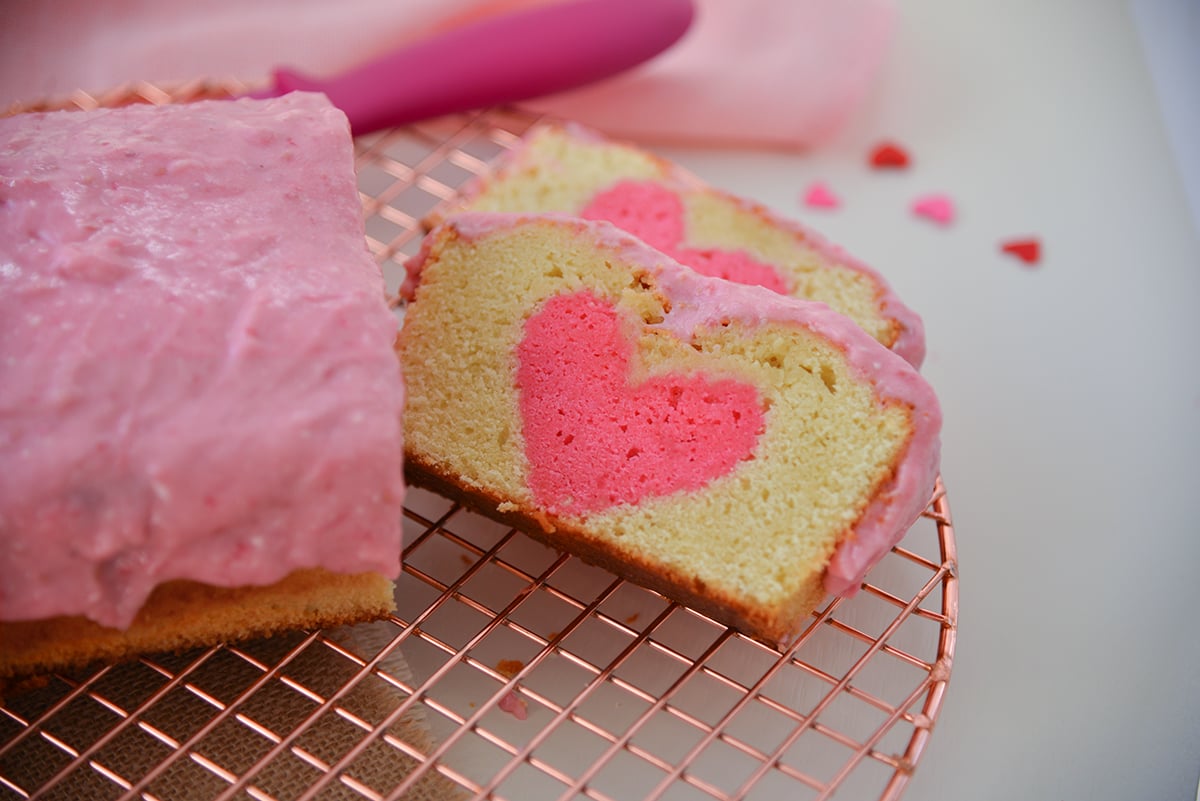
(400, 212, 941, 646)
(425, 122, 926, 368)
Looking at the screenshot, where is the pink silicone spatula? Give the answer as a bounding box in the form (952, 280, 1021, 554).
(250, 0, 695, 136)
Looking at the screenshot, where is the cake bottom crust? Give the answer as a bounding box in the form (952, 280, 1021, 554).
(0, 569, 397, 689)
(405, 458, 826, 649)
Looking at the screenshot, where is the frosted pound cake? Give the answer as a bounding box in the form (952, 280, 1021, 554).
(429, 123, 925, 366)
(400, 213, 940, 646)
(0, 93, 405, 683)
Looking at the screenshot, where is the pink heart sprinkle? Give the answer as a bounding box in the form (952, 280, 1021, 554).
(911, 194, 956, 226)
(803, 181, 840, 210)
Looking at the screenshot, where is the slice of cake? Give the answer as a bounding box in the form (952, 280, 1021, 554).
(0, 93, 405, 683)
(427, 122, 925, 366)
(400, 213, 940, 646)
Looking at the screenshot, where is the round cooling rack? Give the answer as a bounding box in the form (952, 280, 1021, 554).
(0, 83, 959, 801)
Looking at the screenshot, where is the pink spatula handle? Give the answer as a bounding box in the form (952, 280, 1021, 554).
(262, 0, 694, 135)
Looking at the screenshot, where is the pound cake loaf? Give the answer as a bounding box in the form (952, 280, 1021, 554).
(400, 213, 940, 645)
(0, 93, 405, 684)
(428, 122, 925, 366)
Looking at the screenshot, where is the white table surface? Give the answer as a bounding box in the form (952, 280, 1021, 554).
(656, 2, 1199, 799)
(7, 2, 1198, 799)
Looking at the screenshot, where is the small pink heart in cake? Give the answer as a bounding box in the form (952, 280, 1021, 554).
(673, 246, 790, 294)
(802, 180, 841, 210)
(584, 180, 790, 294)
(581, 179, 685, 252)
(517, 291, 765, 515)
(911, 193, 956, 226)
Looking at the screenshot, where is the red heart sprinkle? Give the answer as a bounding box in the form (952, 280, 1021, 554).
(1001, 238, 1041, 266)
(869, 142, 911, 169)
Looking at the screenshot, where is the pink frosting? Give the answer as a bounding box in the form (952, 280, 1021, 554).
(517, 291, 764, 515)
(581, 180, 790, 294)
(0, 93, 406, 629)
(440, 212, 941, 596)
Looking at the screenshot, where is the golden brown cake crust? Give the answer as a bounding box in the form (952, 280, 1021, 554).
(0, 569, 396, 688)
(405, 460, 824, 647)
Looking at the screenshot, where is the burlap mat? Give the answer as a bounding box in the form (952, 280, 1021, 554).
(3, 623, 466, 801)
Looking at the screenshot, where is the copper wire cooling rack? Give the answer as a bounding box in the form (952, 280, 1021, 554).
(0, 83, 959, 801)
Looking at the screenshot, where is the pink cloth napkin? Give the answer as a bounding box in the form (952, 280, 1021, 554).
(1, 0, 893, 150)
(530, 0, 895, 148)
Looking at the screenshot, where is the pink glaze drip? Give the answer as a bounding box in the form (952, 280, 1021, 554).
(517, 291, 764, 516)
(0, 94, 406, 629)
(581, 180, 790, 295)
(444, 213, 941, 599)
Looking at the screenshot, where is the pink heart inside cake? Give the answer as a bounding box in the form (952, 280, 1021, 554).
(400, 212, 942, 645)
(517, 290, 764, 515)
(581, 180, 790, 294)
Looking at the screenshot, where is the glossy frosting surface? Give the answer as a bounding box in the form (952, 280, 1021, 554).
(0, 93, 405, 628)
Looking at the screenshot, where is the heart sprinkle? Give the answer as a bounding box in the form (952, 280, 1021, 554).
(1000, 237, 1041, 266)
(911, 194, 956, 226)
(802, 181, 841, 209)
(869, 141, 911, 169)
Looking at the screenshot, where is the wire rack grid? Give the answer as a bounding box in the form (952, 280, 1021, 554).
(0, 82, 958, 801)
